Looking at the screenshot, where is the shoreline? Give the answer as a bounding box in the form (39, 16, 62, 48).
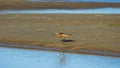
(0, 43, 120, 58)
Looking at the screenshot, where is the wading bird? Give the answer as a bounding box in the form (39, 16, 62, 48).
(52, 32, 70, 40)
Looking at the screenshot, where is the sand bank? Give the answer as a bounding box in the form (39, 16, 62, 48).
(0, 14, 120, 57)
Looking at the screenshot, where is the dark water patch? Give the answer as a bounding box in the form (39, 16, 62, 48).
(61, 39, 75, 42)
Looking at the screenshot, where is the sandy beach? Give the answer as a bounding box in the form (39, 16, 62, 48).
(0, 14, 120, 57)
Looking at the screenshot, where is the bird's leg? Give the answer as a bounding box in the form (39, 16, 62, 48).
(62, 37, 65, 41)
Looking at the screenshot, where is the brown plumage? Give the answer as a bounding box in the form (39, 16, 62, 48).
(52, 32, 70, 40)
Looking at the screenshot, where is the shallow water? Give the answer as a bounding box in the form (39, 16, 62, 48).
(0, 47, 120, 68)
(28, 0, 120, 2)
(0, 8, 120, 14)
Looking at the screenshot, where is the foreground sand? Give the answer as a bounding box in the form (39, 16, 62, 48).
(0, 14, 120, 57)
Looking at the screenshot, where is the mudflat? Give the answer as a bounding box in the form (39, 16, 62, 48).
(0, 14, 120, 57)
(0, 1, 120, 9)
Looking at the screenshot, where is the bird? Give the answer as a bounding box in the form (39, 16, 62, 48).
(52, 32, 70, 40)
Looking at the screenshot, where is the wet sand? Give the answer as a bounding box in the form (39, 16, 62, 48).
(0, 1, 120, 9)
(0, 14, 120, 57)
